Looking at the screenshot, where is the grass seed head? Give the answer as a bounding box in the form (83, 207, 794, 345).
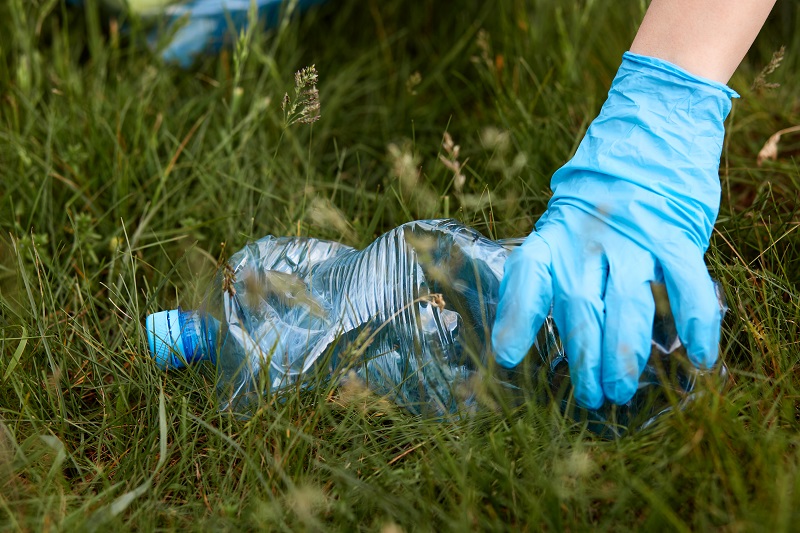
(283, 65, 321, 127)
(752, 46, 785, 91)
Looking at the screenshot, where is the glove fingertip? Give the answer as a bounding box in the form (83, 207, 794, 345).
(661, 256, 724, 371)
(574, 383, 605, 411)
(675, 294, 722, 370)
(492, 343, 527, 369)
(685, 317, 721, 370)
(602, 378, 638, 406)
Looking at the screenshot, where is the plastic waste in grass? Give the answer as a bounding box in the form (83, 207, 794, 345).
(68, 0, 326, 66)
(145, 220, 726, 437)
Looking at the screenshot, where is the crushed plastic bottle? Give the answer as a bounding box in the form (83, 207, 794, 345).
(146, 219, 725, 436)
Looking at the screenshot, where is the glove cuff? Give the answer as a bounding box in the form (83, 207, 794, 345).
(620, 51, 739, 103)
(546, 52, 739, 250)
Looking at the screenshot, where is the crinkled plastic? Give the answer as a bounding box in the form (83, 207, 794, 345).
(493, 52, 738, 410)
(70, 0, 326, 66)
(152, 219, 725, 436)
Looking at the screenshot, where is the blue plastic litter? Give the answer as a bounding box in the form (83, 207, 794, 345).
(68, 0, 326, 66)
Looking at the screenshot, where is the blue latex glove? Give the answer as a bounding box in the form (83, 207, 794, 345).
(492, 52, 737, 409)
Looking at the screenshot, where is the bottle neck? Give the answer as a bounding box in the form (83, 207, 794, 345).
(178, 309, 219, 365)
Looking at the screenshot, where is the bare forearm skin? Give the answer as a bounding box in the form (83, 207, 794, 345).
(630, 0, 777, 84)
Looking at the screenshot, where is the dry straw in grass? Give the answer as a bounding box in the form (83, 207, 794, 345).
(307, 196, 357, 242)
(757, 125, 800, 166)
(439, 131, 467, 192)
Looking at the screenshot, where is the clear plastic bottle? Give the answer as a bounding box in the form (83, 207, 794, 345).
(146, 219, 723, 435)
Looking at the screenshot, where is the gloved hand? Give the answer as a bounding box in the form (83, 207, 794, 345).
(492, 52, 737, 409)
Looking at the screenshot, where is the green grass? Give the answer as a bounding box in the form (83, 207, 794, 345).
(1, 0, 800, 530)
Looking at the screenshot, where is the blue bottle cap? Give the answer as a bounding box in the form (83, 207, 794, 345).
(145, 309, 188, 369)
